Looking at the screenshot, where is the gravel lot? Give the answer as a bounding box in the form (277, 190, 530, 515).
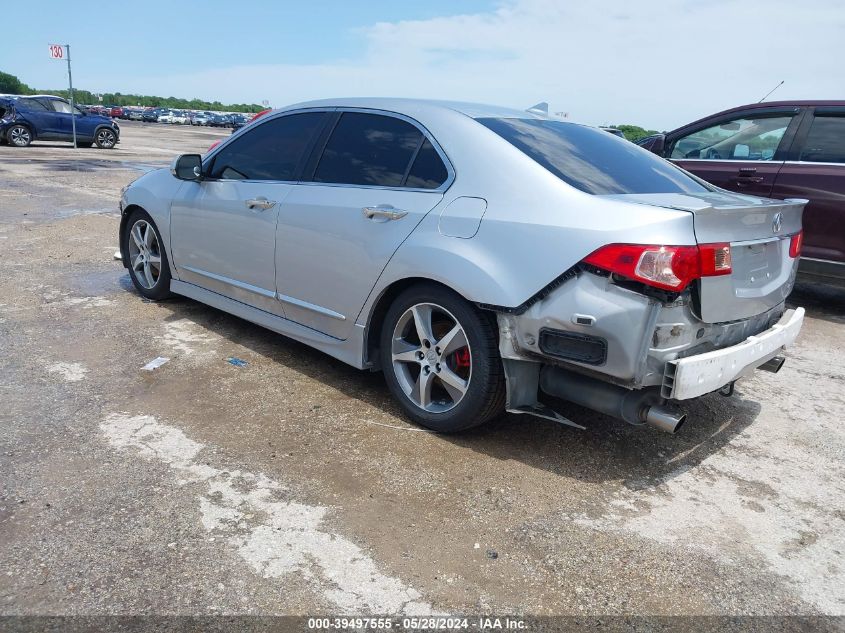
(1, 121, 844, 619)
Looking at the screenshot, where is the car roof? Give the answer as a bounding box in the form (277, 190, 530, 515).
(278, 97, 545, 121)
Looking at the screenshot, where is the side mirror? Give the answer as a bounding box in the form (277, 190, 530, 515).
(171, 154, 203, 181)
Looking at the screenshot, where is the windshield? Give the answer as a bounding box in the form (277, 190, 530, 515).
(477, 117, 712, 195)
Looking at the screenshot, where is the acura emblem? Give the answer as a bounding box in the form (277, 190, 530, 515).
(772, 212, 783, 234)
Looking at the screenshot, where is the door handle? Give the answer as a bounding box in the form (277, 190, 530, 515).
(362, 206, 408, 221)
(245, 197, 276, 211)
(735, 176, 764, 185)
(735, 166, 764, 185)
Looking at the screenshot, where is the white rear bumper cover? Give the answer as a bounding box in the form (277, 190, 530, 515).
(663, 307, 805, 400)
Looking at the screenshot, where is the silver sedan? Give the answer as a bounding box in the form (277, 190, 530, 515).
(119, 98, 805, 433)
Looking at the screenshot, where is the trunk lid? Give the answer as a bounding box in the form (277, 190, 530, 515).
(602, 191, 806, 323)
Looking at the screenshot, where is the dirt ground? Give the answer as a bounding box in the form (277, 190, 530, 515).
(1, 121, 844, 619)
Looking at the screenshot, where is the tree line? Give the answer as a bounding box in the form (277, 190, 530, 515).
(611, 124, 661, 143)
(0, 70, 263, 113)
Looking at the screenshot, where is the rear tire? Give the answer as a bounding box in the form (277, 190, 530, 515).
(7, 124, 32, 147)
(379, 283, 505, 432)
(122, 209, 173, 300)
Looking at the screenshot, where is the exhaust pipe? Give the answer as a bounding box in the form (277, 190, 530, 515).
(539, 366, 685, 433)
(758, 356, 785, 374)
(644, 407, 687, 434)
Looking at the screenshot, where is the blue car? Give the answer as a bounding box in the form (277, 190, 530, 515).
(0, 95, 120, 148)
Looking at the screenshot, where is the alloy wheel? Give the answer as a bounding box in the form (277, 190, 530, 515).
(9, 126, 31, 147)
(127, 219, 162, 289)
(96, 129, 116, 148)
(391, 302, 472, 413)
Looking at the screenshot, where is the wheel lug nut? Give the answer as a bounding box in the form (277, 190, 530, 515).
(435, 363, 441, 372)
(423, 340, 431, 348)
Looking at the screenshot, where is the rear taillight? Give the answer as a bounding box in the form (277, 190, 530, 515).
(582, 242, 733, 292)
(698, 243, 732, 276)
(789, 231, 803, 258)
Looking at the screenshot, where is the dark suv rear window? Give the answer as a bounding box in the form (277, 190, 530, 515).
(800, 115, 845, 163)
(477, 117, 711, 195)
(17, 98, 49, 112)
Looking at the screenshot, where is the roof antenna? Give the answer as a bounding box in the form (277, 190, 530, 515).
(758, 80, 784, 103)
(526, 101, 549, 115)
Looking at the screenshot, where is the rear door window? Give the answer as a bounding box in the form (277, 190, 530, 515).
(670, 115, 794, 161)
(406, 139, 449, 189)
(478, 117, 711, 195)
(19, 98, 49, 111)
(799, 115, 845, 163)
(208, 111, 326, 181)
(313, 112, 423, 187)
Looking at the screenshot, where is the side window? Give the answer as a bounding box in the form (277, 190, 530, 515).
(19, 98, 49, 111)
(800, 115, 845, 163)
(314, 112, 423, 187)
(670, 115, 794, 161)
(406, 139, 448, 189)
(49, 100, 74, 114)
(208, 112, 325, 181)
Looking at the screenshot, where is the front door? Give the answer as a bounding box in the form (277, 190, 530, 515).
(667, 110, 801, 199)
(275, 111, 451, 340)
(170, 110, 329, 317)
(170, 179, 290, 316)
(42, 98, 78, 141)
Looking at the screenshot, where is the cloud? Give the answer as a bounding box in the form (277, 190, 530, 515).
(105, 0, 844, 129)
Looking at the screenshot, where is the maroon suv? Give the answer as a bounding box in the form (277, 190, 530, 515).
(639, 101, 845, 285)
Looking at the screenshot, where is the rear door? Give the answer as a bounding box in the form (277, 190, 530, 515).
(170, 110, 328, 317)
(18, 98, 60, 139)
(666, 107, 802, 198)
(275, 110, 451, 340)
(770, 107, 845, 265)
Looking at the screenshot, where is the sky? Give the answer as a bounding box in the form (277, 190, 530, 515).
(4, 0, 843, 130)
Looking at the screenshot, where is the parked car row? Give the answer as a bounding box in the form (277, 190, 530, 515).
(97, 106, 254, 127)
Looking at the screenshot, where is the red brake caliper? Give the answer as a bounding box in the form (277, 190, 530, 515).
(454, 347, 471, 370)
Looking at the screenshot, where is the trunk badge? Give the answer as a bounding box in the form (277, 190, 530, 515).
(772, 212, 783, 234)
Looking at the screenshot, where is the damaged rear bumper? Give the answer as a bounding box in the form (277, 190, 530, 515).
(495, 271, 805, 430)
(662, 307, 804, 400)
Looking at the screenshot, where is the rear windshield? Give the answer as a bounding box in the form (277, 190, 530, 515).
(477, 117, 712, 195)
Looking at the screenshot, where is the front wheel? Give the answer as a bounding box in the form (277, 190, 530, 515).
(7, 125, 32, 147)
(379, 283, 505, 432)
(95, 128, 117, 149)
(122, 210, 172, 300)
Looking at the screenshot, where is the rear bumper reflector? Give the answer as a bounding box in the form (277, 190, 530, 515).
(539, 328, 607, 365)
